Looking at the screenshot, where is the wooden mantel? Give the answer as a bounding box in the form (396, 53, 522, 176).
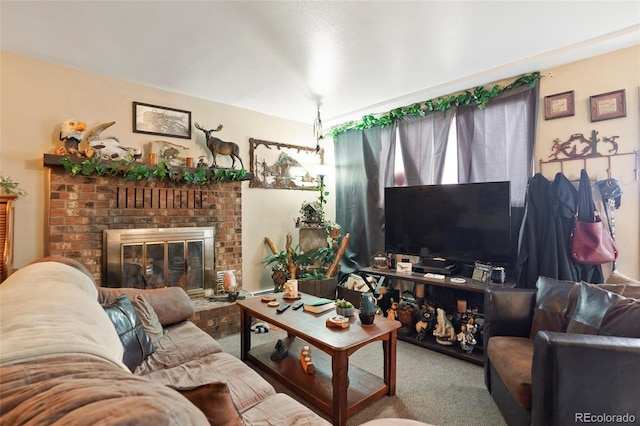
(43, 154, 254, 182)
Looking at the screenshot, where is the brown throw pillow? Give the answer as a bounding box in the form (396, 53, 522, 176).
(174, 382, 244, 426)
(131, 294, 164, 344)
(530, 277, 577, 339)
(103, 294, 155, 371)
(599, 295, 640, 338)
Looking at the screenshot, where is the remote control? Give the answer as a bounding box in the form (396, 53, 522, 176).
(291, 300, 304, 310)
(276, 303, 291, 313)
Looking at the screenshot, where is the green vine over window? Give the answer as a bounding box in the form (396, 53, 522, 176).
(58, 156, 247, 184)
(329, 71, 541, 138)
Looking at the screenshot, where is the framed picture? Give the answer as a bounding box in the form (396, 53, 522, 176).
(590, 89, 626, 122)
(544, 90, 574, 120)
(133, 102, 191, 139)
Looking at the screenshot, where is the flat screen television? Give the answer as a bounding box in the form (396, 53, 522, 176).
(384, 181, 511, 269)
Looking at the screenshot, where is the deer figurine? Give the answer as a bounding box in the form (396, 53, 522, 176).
(194, 122, 244, 169)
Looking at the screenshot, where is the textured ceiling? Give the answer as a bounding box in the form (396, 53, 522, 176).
(2, 1, 639, 126)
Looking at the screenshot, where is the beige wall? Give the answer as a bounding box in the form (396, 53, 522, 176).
(0, 51, 335, 293)
(2, 45, 638, 291)
(536, 45, 640, 279)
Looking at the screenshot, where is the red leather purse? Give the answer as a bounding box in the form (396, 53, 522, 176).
(570, 213, 618, 265)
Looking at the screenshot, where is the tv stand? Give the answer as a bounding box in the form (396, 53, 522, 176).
(358, 267, 515, 365)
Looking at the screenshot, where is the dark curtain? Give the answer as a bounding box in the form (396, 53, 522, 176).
(456, 84, 538, 276)
(456, 83, 539, 207)
(397, 110, 453, 185)
(335, 126, 396, 274)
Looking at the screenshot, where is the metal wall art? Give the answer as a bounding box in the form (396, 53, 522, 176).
(248, 138, 324, 190)
(548, 130, 620, 160)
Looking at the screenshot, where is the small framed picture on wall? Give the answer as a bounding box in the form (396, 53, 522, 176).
(544, 90, 575, 120)
(590, 89, 626, 122)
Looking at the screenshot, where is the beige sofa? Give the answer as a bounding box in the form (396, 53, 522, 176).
(0, 257, 329, 425)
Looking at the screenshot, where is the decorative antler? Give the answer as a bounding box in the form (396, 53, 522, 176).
(194, 122, 223, 132)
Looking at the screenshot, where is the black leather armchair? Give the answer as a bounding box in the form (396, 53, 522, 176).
(484, 287, 640, 426)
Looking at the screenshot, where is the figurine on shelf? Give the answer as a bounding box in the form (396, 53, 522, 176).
(300, 345, 316, 375)
(195, 122, 244, 169)
(270, 339, 288, 361)
(457, 319, 478, 354)
(386, 299, 398, 321)
(433, 308, 456, 345)
(415, 302, 435, 341)
(57, 119, 87, 156)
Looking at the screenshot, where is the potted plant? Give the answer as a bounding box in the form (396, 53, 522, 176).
(261, 239, 313, 292)
(265, 175, 349, 298)
(336, 299, 355, 317)
(323, 220, 341, 239)
(0, 174, 26, 197)
(263, 230, 350, 298)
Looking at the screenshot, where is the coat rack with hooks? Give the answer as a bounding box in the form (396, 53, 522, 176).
(539, 131, 638, 182)
(539, 150, 639, 182)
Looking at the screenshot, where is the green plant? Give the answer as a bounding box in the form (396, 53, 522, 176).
(336, 299, 353, 309)
(0, 174, 27, 197)
(322, 219, 341, 237)
(329, 72, 542, 139)
(316, 176, 329, 224)
(57, 156, 246, 184)
(298, 174, 331, 225)
(297, 238, 342, 280)
(261, 246, 314, 291)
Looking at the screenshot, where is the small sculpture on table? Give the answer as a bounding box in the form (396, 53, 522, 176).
(271, 339, 288, 361)
(433, 308, 457, 345)
(300, 345, 316, 375)
(284, 279, 298, 299)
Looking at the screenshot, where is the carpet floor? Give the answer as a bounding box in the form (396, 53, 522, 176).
(216, 327, 506, 426)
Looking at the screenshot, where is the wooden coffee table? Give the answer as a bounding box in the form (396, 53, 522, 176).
(237, 292, 400, 426)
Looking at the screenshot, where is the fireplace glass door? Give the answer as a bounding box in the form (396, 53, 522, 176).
(104, 227, 214, 297)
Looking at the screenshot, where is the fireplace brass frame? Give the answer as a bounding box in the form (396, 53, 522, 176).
(103, 227, 215, 297)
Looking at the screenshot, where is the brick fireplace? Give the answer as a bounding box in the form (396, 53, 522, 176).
(44, 156, 246, 337)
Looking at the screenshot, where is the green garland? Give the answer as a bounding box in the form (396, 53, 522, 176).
(329, 72, 541, 138)
(58, 156, 247, 185)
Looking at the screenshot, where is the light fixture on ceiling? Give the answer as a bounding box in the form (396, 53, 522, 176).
(313, 106, 323, 153)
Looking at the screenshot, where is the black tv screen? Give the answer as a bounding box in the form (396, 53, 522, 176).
(384, 182, 511, 266)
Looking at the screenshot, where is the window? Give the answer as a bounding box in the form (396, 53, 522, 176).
(394, 115, 459, 186)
